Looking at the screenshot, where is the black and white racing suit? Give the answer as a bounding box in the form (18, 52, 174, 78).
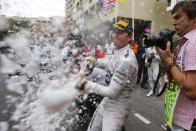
(84, 45, 138, 131)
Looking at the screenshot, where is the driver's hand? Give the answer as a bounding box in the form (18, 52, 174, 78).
(75, 70, 88, 91)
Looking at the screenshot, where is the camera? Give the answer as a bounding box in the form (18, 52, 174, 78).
(144, 28, 176, 50)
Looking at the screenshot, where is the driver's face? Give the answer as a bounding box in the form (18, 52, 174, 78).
(112, 30, 131, 49)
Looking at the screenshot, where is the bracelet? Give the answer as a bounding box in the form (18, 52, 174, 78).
(168, 63, 177, 73)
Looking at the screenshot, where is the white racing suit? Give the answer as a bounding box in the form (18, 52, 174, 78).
(84, 45, 138, 131)
(145, 47, 161, 95)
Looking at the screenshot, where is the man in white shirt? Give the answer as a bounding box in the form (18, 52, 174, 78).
(145, 46, 161, 96)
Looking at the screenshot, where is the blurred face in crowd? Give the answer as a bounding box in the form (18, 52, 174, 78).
(172, 8, 196, 37)
(112, 29, 132, 49)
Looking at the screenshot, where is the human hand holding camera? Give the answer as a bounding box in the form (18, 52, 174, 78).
(144, 61, 149, 67)
(156, 41, 173, 66)
(149, 53, 155, 59)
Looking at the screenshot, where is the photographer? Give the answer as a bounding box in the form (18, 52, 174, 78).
(77, 19, 138, 131)
(145, 46, 161, 96)
(156, 1, 196, 131)
(136, 33, 148, 87)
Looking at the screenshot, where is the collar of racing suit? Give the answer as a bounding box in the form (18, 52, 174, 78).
(114, 44, 130, 56)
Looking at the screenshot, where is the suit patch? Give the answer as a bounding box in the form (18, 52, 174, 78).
(105, 70, 113, 85)
(116, 70, 127, 77)
(119, 66, 128, 75)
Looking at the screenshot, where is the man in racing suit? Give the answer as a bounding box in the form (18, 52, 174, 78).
(78, 19, 138, 131)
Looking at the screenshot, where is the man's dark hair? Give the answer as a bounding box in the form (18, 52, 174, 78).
(172, 1, 196, 20)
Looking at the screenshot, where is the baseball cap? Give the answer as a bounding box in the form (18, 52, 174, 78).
(113, 20, 133, 35)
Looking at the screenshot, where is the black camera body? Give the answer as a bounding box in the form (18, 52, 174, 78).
(144, 28, 176, 50)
